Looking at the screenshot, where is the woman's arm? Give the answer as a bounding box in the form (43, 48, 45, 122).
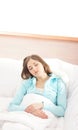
(8, 79, 30, 111)
(43, 78, 67, 117)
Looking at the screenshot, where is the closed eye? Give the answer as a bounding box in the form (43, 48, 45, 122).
(34, 63, 38, 66)
(28, 67, 33, 70)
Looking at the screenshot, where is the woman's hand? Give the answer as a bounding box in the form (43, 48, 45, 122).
(24, 102, 48, 119)
(31, 109, 48, 119)
(25, 102, 43, 113)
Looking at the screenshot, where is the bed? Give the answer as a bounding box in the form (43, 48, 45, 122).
(0, 33, 78, 130)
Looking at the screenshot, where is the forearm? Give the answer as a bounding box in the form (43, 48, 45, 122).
(43, 102, 65, 117)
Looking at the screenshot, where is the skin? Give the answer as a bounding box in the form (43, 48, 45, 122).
(24, 59, 49, 119)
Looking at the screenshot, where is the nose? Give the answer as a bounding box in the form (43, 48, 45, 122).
(32, 66, 37, 72)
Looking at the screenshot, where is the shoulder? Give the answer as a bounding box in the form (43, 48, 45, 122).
(49, 74, 66, 95)
(50, 73, 65, 86)
(49, 73, 60, 81)
(22, 77, 36, 84)
(48, 73, 60, 88)
(50, 73, 65, 81)
(21, 77, 34, 88)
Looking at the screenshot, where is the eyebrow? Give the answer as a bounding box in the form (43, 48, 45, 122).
(28, 62, 38, 68)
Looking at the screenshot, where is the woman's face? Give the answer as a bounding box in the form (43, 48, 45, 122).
(27, 59, 45, 77)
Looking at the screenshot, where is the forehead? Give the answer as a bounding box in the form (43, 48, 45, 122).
(27, 59, 38, 66)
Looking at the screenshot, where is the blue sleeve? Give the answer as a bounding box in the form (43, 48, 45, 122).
(8, 79, 30, 111)
(44, 78, 67, 117)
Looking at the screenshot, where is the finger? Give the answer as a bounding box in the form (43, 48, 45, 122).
(33, 110, 48, 119)
(38, 110, 48, 118)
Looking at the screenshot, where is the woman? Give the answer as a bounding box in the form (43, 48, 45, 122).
(8, 54, 67, 119)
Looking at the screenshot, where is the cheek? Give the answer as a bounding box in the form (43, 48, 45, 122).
(39, 66, 44, 72)
(29, 70, 33, 74)
(29, 70, 35, 75)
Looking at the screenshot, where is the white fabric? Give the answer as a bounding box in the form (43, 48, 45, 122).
(2, 123, 31, 130)
(0, 97, 12, 112)
(0, 58, 22, 97)
(0, 94, 58, 130)
(64, 66, 78, 130)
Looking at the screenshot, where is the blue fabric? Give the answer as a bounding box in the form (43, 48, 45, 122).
(8, 74, 67, 117)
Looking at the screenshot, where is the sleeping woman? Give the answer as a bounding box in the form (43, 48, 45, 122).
(8, 54, 67, 119)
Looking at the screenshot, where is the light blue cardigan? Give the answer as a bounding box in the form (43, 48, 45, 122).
(8, 74, 67, 117)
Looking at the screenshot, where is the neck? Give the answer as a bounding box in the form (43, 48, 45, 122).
(36, 73, 48, 81)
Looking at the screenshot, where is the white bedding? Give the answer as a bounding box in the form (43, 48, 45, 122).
(0, 94, 64, 130)
(0, 58, 78, 130)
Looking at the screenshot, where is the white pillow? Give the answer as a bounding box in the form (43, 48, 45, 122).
(44, 58, 69, 87)
(0, 97, 12, 112)
(0, 58, 22, 97)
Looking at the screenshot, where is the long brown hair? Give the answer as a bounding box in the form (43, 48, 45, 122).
(21, 54, 52, 79)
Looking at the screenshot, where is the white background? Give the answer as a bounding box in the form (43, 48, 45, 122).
(0, 0, 78, 37)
